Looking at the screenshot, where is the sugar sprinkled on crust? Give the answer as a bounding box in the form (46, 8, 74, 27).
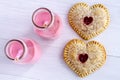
(64, 39, 106, 77)
(68, 3, 110, 40)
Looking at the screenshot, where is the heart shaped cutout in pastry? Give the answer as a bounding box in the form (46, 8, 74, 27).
(63, 39, 106, 77)
(68, 3, 110, 40)
(78, 53, 88, 63)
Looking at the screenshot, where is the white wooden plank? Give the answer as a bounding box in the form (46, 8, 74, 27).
(0, 74, 37, 80)
(0, 51, 120, 80)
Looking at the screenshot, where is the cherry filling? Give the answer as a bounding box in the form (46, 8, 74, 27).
(83, 16, 93, 25)
(78, 53, 88, 63)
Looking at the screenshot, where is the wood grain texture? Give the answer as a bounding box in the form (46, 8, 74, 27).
(0, 0, 120, 80)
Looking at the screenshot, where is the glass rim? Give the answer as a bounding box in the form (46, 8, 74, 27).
(32, 7, 54, 29)
(4, 39, 26, 60)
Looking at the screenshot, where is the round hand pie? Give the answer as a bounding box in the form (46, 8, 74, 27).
(68, 3, 110, 40)
(63, 39, 106, 77)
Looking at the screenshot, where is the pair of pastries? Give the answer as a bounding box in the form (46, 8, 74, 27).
(63, 2, 110, 77)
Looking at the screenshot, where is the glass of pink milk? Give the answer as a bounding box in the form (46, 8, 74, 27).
(32, 7, 62, 39)
(5, 39, 41, 64)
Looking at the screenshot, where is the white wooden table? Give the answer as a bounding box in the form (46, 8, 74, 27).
(0, 0, 120, 80)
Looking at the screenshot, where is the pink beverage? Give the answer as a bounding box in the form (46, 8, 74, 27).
(32, 8, 62, 39)
(5, 39, 41, 64)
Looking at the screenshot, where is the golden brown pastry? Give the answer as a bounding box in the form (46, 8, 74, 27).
(64, 39, 106, 77)
(68, 3, 110, 40)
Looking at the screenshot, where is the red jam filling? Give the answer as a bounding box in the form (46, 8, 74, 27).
(78, 53, 88, 63)
(83, 16, 93, 25)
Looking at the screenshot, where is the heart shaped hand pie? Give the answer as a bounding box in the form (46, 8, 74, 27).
(63, 39, 106, 77)
(68, 3, 110, 40)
